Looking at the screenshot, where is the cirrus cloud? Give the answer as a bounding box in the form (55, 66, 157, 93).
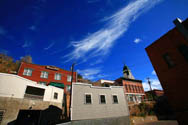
(64, 0, 162, 63)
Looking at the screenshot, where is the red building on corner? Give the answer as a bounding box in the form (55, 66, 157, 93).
(115, 65, 145, 104)
(17, 62, 77, 93)
(145, 18, 188, 124)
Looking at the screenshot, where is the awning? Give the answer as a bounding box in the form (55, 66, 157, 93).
(49, 82, 64, 88)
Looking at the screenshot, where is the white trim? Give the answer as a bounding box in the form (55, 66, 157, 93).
(73, 82, 123, 89)
(126, 93, 145, 95)
(99, 94, 107, 104)
(111, 94, 118, 104)
(84, 93, 92, 104)
(0, 73, 37, 83)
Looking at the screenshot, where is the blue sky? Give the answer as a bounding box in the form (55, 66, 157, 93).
(0, 0, 188, 91)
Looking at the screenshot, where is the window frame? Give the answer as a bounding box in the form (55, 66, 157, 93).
(67, 75, 72, 82)
(162, 53, 176, 68)
(54, 73, 62, 80)
(23, 68, 33, 76)
(99, 94, 106, 104)
(54, 92, 58, 99)
(40, 71, 49, 79)
(38, 81, 47, 85)
(84, 93, 92, 104)
(112, 94, 118, 104)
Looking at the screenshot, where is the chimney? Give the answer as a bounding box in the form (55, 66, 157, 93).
(173, 18, 188, 41)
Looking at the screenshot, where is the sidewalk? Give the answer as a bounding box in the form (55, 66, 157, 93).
(135, 120, 178, 125)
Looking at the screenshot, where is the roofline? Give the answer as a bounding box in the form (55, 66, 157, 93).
(116, 77, 142, 83)
(73, 82, 124, 89)
(21, 62, 76, 73)
(145, 18, 188, 50)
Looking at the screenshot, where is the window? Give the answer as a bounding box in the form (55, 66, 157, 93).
(67, 75, 72, 82)
(23, 68, 33, 76)
(0, 110, 5, 124)
(100, 95, 106, 104)
(112, 95, 118, 104)
(55, 73, 61, 80)
(178, 44, 188, 62)
(40, 71, 48, 78)
(39, 81, 47, 85)
(66, 85, 71, 92)
(162, 53, 175, 68)
(125, 85, 128, 91)
(24, 86, 45, 100)
(85, 94, 92, 104)
(54, 92, 58, 99)
(132, 85, 135, 91)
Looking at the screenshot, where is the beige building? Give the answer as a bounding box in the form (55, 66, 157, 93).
(0, 73, 64, 125)
(70, 82, 129, 124)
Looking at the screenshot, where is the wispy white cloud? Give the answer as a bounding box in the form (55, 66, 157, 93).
(0, 26, 7, 36)
(44, 42, 55, 50)
(64, 0, 162, 62)
(152, 70, 156, 75)
(134, 38, 142, 44)
(77, 68, 107, 80)
(22, 40, 32, 48)
(0, 49, 9, 55)
(143, 78, 163, 91)
(29, 25, 37, 31)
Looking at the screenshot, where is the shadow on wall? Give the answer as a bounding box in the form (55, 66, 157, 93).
(8, 105, 63, 125)
(154, 96, 176, 120)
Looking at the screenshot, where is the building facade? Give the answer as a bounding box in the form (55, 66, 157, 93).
(145, 18, 188, 124)
(115, 77, 145, 104)
(115, 65, 145, 104)
(17, 62, 77, 118)
(145, 89, 164, 100)
(70, 83, 130, 125)
(0, 73, 64, 125)
(17, 62, 77, 93)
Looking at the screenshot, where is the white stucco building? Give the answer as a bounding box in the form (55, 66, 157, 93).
(0, 73, 64, 125)
(71, 82, 130, 123)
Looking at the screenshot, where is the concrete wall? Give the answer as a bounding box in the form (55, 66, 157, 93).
(71, 83, 129, 121)
(0, 73, 64, 125)
(0, 73, 64, 103)
(0, 97, 62, 125)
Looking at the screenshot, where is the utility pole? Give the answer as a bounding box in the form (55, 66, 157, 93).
(147, 77, 152, 91)
(147, 77, 153, 101)
(69, 63, 75, 121)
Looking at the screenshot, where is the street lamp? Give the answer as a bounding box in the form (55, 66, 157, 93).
(69, 63, 76, 121)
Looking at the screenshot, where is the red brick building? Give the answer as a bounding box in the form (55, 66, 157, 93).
(17, 62, 77, 93)
(145, 89, 164, 100)
(115, 77, 145, 103)
(145, 18, 188, 124)
(115, 65, 145, 104)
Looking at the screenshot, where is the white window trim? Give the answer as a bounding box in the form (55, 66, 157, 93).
(67, 75, 72, 82)
(54, 92, 58, 99)
(23, 68, 33, 76)
(99, 94, 106, 104)
(84, 93, 92, 104)
(112, 94, 118, 104)
(54, 73, 61, 80)
(40, 71, 49, 79)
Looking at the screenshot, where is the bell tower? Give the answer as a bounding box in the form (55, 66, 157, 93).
(123, 64, 135, 79)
